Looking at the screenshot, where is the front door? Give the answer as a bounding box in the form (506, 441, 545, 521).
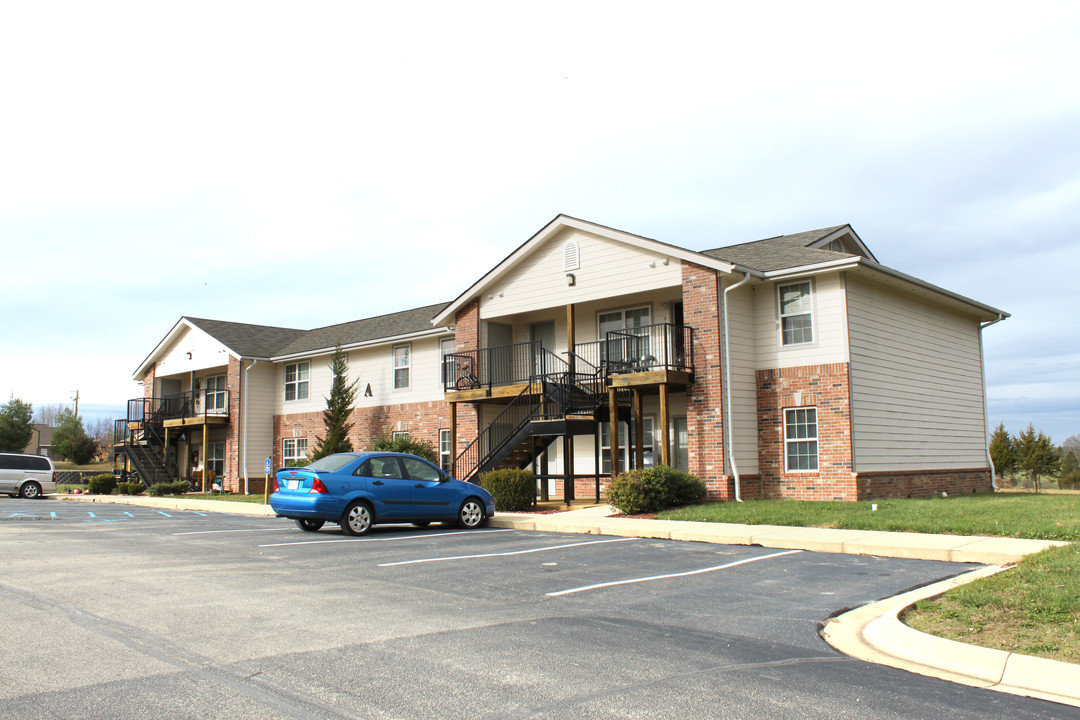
(487, 322, 514, 385)
(674, 416, 688, 471)
(530, 320, 556, 375)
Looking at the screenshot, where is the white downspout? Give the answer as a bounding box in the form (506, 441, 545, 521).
(242, 358, 258, 494)
(979, 315, 1005, 490)
(723, 272, 752, 502)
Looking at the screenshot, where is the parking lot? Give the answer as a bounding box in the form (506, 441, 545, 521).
(1, 497, 1076, 719)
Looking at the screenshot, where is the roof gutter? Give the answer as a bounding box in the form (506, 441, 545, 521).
(723, 271, 753, 502)
(271, 327, 451, 363)
(979, 314, 1007, 490)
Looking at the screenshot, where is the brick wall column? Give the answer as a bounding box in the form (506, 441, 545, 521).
(452, 299, 480, 459)
(682, 263, 731, 500)
(226, 356, 243, 493)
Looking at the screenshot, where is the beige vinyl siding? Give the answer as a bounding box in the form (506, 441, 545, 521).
(241, 361, 277, 476)
(755, 272, 848, 369)
(155, 325, 236, 376)
(480, 229, 683, 319)
(722, 280, 759, 474)
(846, 273, 988, 470)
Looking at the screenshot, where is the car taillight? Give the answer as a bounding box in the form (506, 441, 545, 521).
(272, 477, 279, 492)
(309, 478, 329, 494)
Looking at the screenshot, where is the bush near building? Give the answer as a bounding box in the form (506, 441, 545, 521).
(607, 465, 707, 515)
(478, 468, 535, 511)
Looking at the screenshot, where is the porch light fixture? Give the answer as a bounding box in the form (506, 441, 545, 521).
(186, 352, 192, 359)
(565, 273, 576, 286)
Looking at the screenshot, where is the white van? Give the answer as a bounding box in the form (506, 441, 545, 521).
(0, 453, 57, 498)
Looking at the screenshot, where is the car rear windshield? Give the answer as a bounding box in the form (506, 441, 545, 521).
(304, 454, 357, 472)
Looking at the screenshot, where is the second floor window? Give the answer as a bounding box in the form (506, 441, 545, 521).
(205, 375, 226, 412)
(394, 345, 411, 389)
(779, 282, 813, 346)
(285, 361, 309, 401)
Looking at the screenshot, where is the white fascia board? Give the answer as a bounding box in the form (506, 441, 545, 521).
(270, 327, 452, 363)
(431, 214, 736, 327)
(806, 225, 879, 263)
(762, 258, 862, 281)
(131, 318, 243, 379)
(855, 259, 1010, 320)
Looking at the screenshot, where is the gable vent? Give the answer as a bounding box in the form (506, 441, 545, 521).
(563, 241, 580, 271)
(827, 239, 844, 252)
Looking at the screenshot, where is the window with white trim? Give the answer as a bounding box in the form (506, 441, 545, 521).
(284, 362, 310, 401)
(440, 338, 455, 386)
(205, 375, 226, 412)
(284, 438, 308, 467)
(784, 407, 818, 472)
(393, 344, 411, 389)
(600, 417, 655, 473)
(207, 441, 225, 479)
(439, 429, 452, 471)
(393, 431, 409, 442)
(778, 282, 813, 345)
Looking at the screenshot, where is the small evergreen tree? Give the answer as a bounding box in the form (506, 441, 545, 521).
(0, 396, 34, 452)
(1060, 450, 1080, 490)
(371, 432, 438, 463)
(988, 422, 1015, 483)
(51, 408, 99, 464)
(311, 344, 359, 461)
(1014, 423, 1060, 493)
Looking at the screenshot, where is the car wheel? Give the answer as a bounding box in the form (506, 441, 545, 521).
(295, 518, 325, 532)
(340, 501, 373, 536)
(457, 498, 486, 529)
(19, 482, 41, 499)
(411, 521, 431, 528)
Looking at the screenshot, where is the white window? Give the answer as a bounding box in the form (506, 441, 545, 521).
(393, 431, 409, 442)
(207, 441, 225, 479)
(205, 375, 226, 412)
(440, 429, 452, 471)
(284, 362, 310, 401)
(599, 306, 652, 364)
(393, 344, 411, 389)
(284, 438, 308, 466)
(779, 282, 813, 346)
(440, 338, 455, 386)
(600, 417, 654, 474)
(784, 407, 818, 472)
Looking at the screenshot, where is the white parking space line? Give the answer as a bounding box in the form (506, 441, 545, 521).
(378, 537, 636, 567)
(259, 528, 513, 547)
(173, 528, 283, 536)
(546, 549, 804, 597)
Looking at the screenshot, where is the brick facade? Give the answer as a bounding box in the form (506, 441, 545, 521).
(755, 362, 856, 501)
(856, 468, 992, 499)
(682, 262, 733, 501)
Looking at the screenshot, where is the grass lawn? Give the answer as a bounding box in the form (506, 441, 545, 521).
(184, 493, 267, 504)
(660, 492, 1080, 664)
(658, 492, 1080, 541)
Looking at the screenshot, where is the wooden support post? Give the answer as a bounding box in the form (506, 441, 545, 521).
(564, 433, 575, 502)
(633, 389, 644, 469)
(608, 387, 619, 480)
(660, 384, 670, 467)
(163, 427, 169, 467)
(201, 423, 209, 492)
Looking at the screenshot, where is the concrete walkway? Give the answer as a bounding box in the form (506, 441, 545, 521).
(56, 494, 1079, 708)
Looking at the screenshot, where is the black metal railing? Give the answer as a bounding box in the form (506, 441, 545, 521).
(453, 386, 542, 481)
(124, 390, 231, 426)
(605, 322, 694, 375)
(444, 341, 542, 392)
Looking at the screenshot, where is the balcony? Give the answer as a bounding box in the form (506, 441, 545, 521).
(125, 389, 231, 428)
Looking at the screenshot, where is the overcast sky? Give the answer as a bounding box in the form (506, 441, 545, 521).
(2, 1, 1077, 443)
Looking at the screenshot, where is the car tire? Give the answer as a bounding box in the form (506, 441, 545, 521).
(411, 521, 431, 528)
(19, 482, 41, 499)
(340, 501, 373, 536)
(295, 518, 325, 532)
(457, 498, 486, 529)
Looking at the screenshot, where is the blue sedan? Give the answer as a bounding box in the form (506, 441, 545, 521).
(270, 452, 496, 535)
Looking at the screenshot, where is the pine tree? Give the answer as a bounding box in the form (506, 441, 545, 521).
(1014, 423, 1060, 493)
(311, 344, 359, 461)
(988, 422, 1015, 482)
(0, 396, 34, 452)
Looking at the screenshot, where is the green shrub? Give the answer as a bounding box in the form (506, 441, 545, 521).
(606, 465, 707, 515)
(117, 482, 145, 495)
(87, 473, 116, 495)
(478, 468, 535, 511)
(1059, 470, 1080, 490)
(371, 432, 438, 463)
(147, 480, 190, 497)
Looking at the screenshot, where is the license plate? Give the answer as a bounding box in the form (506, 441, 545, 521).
(288, 479, 300, 490)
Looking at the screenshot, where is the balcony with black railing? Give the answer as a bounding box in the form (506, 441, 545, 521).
(123, 389, 231, 428)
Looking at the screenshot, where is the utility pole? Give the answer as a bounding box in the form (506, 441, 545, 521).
(71, 390, 79, 418)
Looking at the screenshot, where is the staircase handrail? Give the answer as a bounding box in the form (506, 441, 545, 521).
(452, 386, 542, 481)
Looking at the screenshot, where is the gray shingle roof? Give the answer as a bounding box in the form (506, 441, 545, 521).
(183, 318, 308, 358)
(274, 302, 450, 357)
(700, 225, 857, 272)
(185, 302, 450, 359)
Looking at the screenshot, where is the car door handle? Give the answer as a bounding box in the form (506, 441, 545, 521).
(414, 483, 426, 488)
(372, 480, 384, 486)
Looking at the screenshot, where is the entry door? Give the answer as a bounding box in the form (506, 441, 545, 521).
(530, 321, 556, 375)
(674, 416, 688, 471)
(488, 322, 514, 385)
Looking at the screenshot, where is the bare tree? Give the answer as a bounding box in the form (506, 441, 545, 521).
(33, 403, 67, 427)
(87, 417, 115, 453)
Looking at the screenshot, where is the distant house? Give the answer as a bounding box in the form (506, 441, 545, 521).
(121, 215, 1007, 502)
(24, 424, 54, 457)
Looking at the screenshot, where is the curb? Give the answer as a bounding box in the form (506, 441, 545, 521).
(55, 494, 276, 517)
(821, 567, 1080, 707)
